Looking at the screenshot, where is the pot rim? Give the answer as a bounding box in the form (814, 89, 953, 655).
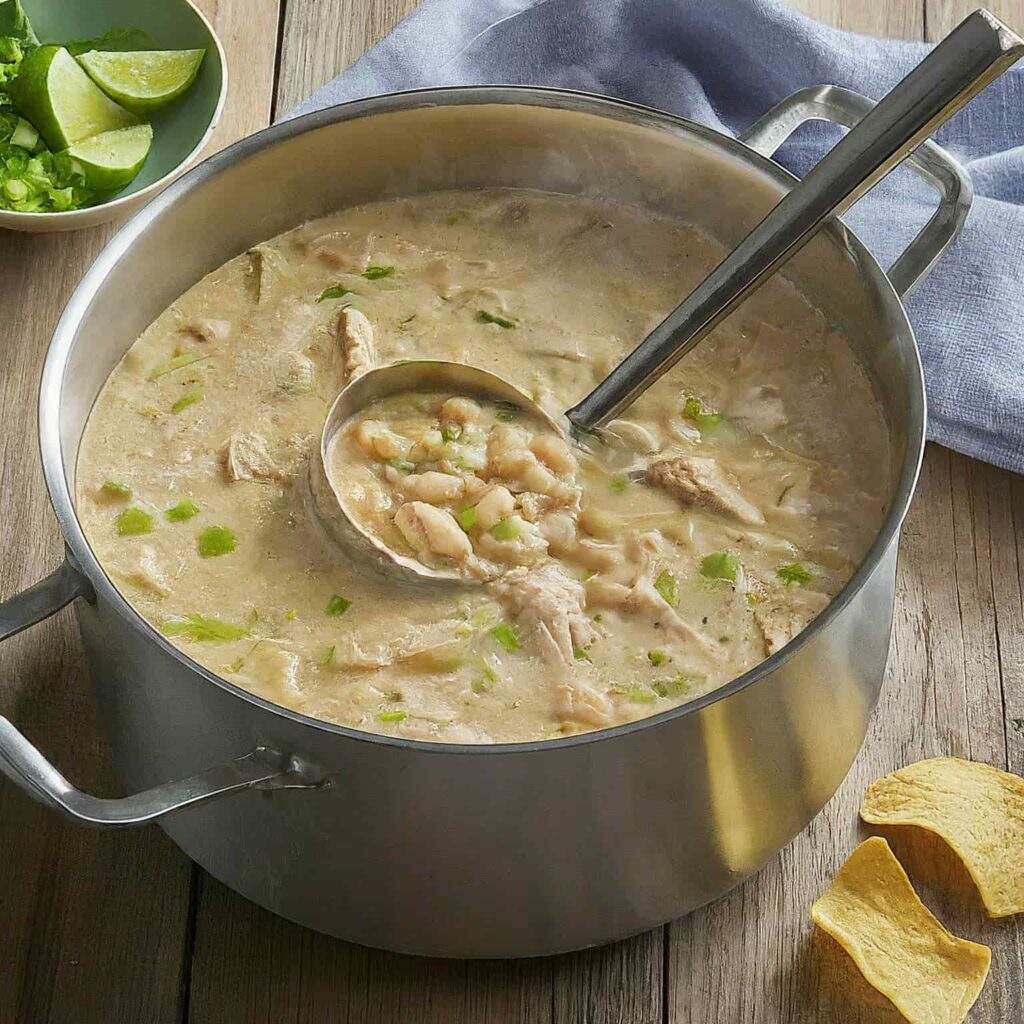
(39, 84, 926, 756)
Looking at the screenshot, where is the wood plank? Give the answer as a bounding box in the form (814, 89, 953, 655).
(0, 2, 280, 1021)
(926, 0, 1024, 37)
(789, 0, 923, 36)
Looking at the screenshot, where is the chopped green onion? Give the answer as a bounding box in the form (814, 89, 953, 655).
(325, 593, 352, 617)
(116, 507, 155, 536)
(388, 456, 415, 474)
(653, 676, 690, 699)
(171, 390, 203, 414)
(653, 569, 678, 607)
(316, 284, 352, 302)
(458, 505, 477, 531)
(165, 499, 200, 523)
(285, 608, 298, 621)
(700, 551, 739, 583)
(376, 710, 407, 723)
(609, 473, 629, 495)
(161, 614, 249, 642)
(489, 622, 520, 653)
(441, 423, 463, 443)
(647, 650, 669, 667)
(362, 265, 395, 280)
(476, 309, 518, 329)
(319, 644, 336, 666)
(490, 516, 524, 542)
(198, 526, 237, 558)
(573, 644, 592, 662)
(683, 397, 724, 435)
(100, 481, 131, 501)
(472, 663, 499, 694)
(777, 562, 813, 586)
(149, 352, 211, 380)
(615, 685, 657, 705)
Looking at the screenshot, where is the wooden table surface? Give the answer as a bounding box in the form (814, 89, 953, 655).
(1, 1, 1022, 1021)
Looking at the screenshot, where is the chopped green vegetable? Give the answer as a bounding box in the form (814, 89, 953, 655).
(476, 309, 518, 329)
(388, 456, 415, 474)
(700, 551, 739, 583)
(777, 562, 813, 586)
(161, 613, 249, 642)
(489, 622, 520, 653)
(197, 525, 236, 557)
(490, 516, 523, 542)
(653, 569, 678, 607)
(609, 473, 629, 495)
(165, 499, 200, 522)
(285, 608, 298, 621)
(441, 422, 462, 443)
(573, 644, 592, 662)
(100, 480, 131, 500)
(615, 685, 657, 705)
(116, 506, 154, 536)
(325, 593, 352, 617)
(376, 709, 407, 723)
(458, 505, 477, 531)
(446, 213, 460, 226)
(9, 115, 35, 148)
(319, 644, 335, 667)
(683, 396, 724, 435)
(647, 649, 669, 667)
(362, 265, 394, 280)
(316, 283, 352, 302)
(171, 390, 202, 414)
(149, 351, 210, 380)
(494, 400, 518, 422)
(653, 675, 690, 699)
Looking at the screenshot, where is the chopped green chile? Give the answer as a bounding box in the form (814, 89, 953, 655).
(362, 265, 395, 280)
(116, 506, 155, 536)
(171, 390, 203, 414)
(161, 614, 250, 642)
(441, 423, 463, 443)
(198, 526, 237, 557)
(653, 676, 690, 699)
(701, 551, 739, 583)
(165, 499, 200, 522)
(490, 622, 520, 653)
(777, 561, 813, 586)
(149, 352, 211, 380)
(647, 649, 669, 667)
(489, 516, 523, 541)
(609, 473, 629, 494)
(476, 309, 518, 329)
(285, 608, 298, 621)
(325, 594, 352, 617)
(376, 709, 407, 723)
(615, 685, 657, 705)
(573, 644, 592, 662)
(458, 505, 477, 531)
(653, 569, 678, 607)
(683, 396, 724, 434)
(317, 284, 353, 302)
(101, 481, 131, 500)
(319, 644, 336, 666)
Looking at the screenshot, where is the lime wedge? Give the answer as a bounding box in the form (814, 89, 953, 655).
(10, 45, 137, 150)
(65, 124, 153, 192)
(77, 49, 206, 114)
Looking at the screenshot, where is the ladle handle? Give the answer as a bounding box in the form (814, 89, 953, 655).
(566, 8, 1024, 432)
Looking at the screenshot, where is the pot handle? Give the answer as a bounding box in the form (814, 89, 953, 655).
(740, 84, 974, 299)
(0, 558, 323, 828)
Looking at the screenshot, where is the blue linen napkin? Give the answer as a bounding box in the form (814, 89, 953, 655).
(288, 0, 1024, 472)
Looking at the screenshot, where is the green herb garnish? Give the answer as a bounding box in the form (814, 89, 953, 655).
(325, 593, 352, 617)
(490, 622, 520, 653)
(653, 569, 678, 607)
(476, 309, 518, 329)
(116, 506, 154, 536)
(441, 423, 463, 443)
(316, 284, 352, 302)
(609, 473, 629, 495)
(647, 650, 669, 667)
(101, 481, 131, 500)
(700, 551, 739, 583)
(149, 352, 210, 380)
(362, 265, 395, 280)
(388, 456, 415, 474)
(161, 614, 250, 642)
(165, 499, 200, 522)
(319, 644, 336, 666)
(197, 526, 236, 557)
(573, 644, 592, 662)
(376, 710, 407, 723)
(683, 396, 724, 435)
(777, 562, 812, 586)
(171, 390, 203, 414)
(458, 505, 477, 531)
(285, 608, 298, 621)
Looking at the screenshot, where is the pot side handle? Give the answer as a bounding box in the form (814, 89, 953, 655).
(0, 559, 323, 828)
(740, 84, 974, 299)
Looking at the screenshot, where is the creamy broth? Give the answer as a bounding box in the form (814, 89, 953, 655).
(76, 190, 890, 743)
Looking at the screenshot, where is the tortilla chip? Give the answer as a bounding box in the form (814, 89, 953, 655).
(811, 837, 990, 1024)
(861, 757, 1024, 917)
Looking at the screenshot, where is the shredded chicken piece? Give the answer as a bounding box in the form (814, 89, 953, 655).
(226, 641, 300, 702)
(646, 455, 765, 526)
(752, 589, 830, 656)
(220, 431, 283, 482)
(247, 245, 282, 303)
(336, 307, 376, 381)
(182, 317, 231, 344)
(490, 564, 595, 671)
(474, 485, 515, 530)
(555, 678, 614, 728)
(396, 471, 465, 505)
(307, 230, 371, 270)
(118, 544, 170, 597)
(394, 502, 473, 562)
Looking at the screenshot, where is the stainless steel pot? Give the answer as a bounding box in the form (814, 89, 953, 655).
(0, 85, 966, 957)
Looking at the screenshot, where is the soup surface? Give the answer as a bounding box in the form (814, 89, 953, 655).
(77, 189, 890, 743)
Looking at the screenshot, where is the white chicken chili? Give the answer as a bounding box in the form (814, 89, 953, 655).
(76, 189, 890, 742)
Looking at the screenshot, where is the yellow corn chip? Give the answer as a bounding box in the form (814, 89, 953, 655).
(861, 757, 1024, 917)
(811, 837, 990, 1024)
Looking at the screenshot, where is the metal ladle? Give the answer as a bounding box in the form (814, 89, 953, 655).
(311, 9, 1023, 584)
